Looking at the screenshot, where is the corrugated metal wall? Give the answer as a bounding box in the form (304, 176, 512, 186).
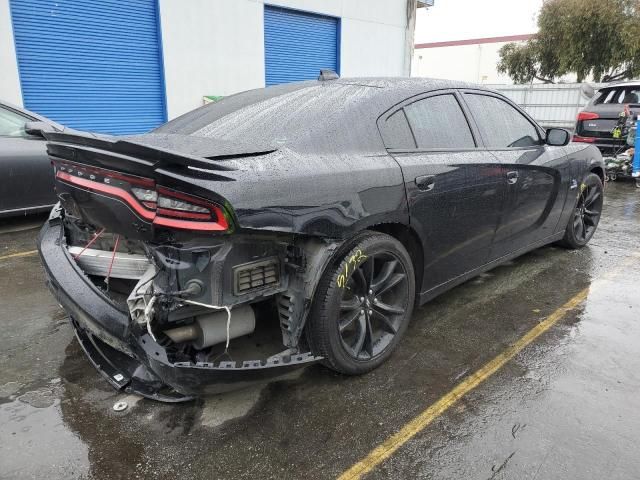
(486, 83, 604, 130)
(264, 5, 339, 86)
(10, 0, 166, 135)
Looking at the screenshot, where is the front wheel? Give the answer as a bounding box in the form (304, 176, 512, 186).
(306, 232, 415, 375)
(558, 173, 603, 249)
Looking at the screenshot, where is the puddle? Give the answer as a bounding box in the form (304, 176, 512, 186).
(200, 384, 265, 427)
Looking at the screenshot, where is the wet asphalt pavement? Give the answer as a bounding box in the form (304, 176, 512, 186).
(1, 181, 640, 480)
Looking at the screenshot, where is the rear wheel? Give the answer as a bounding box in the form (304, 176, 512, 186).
(307, 232, 415, 375)
(558, 173, 603, 249)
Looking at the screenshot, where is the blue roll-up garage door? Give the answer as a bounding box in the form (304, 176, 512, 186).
(264, 5, 339, 86)
(10, 0, 166, 135)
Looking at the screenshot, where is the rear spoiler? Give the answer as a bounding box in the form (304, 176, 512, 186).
(45, 130, 278, 179)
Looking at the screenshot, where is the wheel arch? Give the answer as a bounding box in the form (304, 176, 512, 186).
(368, 222, 424, 298)
(293, 223, 423, 348)
(590, 165, 605, 183)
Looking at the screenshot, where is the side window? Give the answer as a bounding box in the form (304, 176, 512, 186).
(0, 106, 30, 137)
(403, 94, 475, 149)
(621, 89, 640, 104)
(464, 94, 541, 149)
(593, 88, 640, 105)
(380, 110, 416, 149)
(594, 89, 617, 105)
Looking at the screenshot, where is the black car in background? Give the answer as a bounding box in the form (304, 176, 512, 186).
(0, 101, 62, 217)
(574, 81, 640, 152)
(37, 77, 605, 401)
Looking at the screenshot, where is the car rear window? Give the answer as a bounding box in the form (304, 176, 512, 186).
(594, 87, 640, 105)
(156, 83, 387, 152)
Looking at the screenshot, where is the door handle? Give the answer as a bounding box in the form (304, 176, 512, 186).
(506, 171, 519, 185)
(415, 175, 435, 192)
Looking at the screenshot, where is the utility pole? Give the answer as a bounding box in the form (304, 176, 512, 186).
(405, 0, 417, 76)
(406, 1, 432, 76)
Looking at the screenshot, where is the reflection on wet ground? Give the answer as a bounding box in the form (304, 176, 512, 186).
(1, 182, 639, 479)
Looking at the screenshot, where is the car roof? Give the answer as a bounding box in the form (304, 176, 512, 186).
(329, 76, 485, 105)
(159, 76, 490, 135)
(330, 76, 478, 89)
(599, 81, 640, 90)
(156, 76, 493, 153)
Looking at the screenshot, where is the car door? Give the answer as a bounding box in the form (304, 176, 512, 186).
(460, 91, 570, 260)
(0, 105, 56, 213)
(380, 90, 507, 294)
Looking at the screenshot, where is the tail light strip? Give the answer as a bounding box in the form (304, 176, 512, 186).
(572, 135, 596, 143)
(56, 171, 155, 220)
(577, 111, 600, 122)
(55, 169, 229, 232)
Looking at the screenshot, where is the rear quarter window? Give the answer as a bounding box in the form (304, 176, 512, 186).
(380, 110, 416, 149)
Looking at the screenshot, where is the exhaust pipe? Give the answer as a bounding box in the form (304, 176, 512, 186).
(163, 305, 255, 349)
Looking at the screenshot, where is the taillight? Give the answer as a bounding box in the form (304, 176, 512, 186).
(54, 161, 230, 232)
(131, 187, 158, 203)
(572, 135, 596, 143)
(577, 111, 600, 121)
(154, 187, 229, 231)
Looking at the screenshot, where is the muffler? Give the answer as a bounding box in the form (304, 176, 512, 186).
(163, 305, 255, 349)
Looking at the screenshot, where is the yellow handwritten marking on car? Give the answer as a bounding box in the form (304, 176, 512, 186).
(0, 250, 38, 262)
(337, 255, 638, 480)
(337, 249, 367, 288)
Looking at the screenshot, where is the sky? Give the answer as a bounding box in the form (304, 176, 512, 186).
(415, 0, 543, 44)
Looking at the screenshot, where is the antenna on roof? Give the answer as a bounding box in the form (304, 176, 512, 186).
(318, 69, 339, 81)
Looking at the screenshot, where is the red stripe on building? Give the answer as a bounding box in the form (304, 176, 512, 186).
(415, 34, 535, 49)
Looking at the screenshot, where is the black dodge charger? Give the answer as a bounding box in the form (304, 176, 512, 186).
(38, 76, 605, 401)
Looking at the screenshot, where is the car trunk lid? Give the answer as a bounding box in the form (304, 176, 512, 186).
(45, 131, 274, 241)
(576, 104, 640, 140)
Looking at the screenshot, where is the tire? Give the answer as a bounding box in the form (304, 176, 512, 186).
(306, 232, 415, 375)
(558, 173, 604, 249)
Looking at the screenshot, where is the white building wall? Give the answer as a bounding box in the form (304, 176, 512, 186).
(412, 41, 522, 85)
(158, 0, 266, 120)
(0, 0, 409, 119)
(340, 18, 406, 77)
(160, 0, 409, 119)
(0, 0, 24, 106)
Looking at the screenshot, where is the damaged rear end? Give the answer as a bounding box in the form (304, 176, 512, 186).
(38, 131, 329, 401)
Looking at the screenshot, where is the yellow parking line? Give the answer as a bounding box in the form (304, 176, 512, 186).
(0, 250, 38, 261)
(339, 252, 640, 480)
(338, 288, 589, 480)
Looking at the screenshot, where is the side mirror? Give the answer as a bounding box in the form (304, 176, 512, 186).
(546, 128, 570, 146)
(24, 121, 58, 137)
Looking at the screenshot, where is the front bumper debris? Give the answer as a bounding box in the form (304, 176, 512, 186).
(37, 207, 321, 402)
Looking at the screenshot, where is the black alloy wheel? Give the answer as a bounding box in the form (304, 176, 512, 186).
(559, 173, 604, 249)
(338, 252, 408, 360)
(307, 232, 415, 375)
(573, 181, 602, 243)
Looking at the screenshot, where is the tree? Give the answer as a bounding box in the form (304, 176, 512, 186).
(497, 0, 640, 83)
